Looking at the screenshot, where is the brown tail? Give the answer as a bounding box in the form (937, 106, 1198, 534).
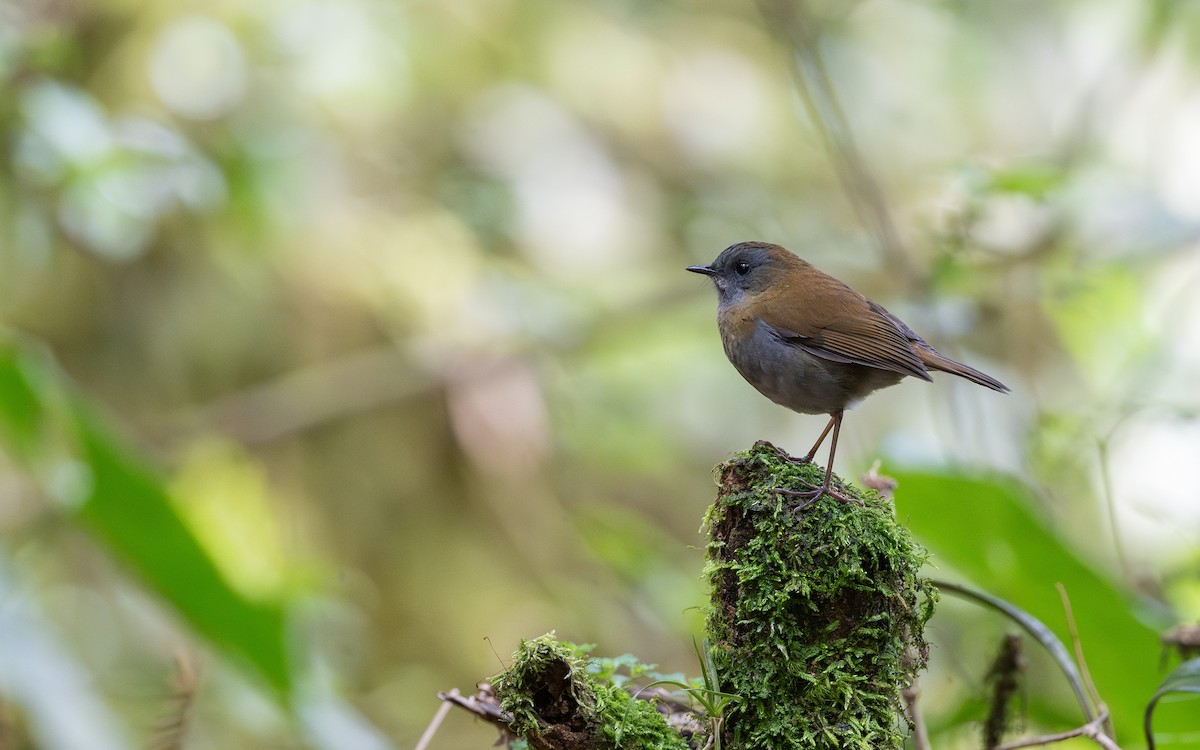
(917, 347, 1009, 393)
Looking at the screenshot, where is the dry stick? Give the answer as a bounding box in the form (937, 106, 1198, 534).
(995, 711, 1121, 750)
(1055, 583, 1114, 738)
(414, 694, 455, 750)
(437, 685, 511, 728)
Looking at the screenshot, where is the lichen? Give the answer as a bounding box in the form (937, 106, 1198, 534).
(493, 633, 690, 750)
(704, 442, 937, 749)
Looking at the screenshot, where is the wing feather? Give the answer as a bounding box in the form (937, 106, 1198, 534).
(756, 269, 932, 381)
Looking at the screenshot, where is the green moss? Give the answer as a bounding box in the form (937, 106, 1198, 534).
(704, 442, 937, 749)
(493, 633, 690, 750)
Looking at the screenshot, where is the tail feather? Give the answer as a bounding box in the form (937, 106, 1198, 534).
(917, 347, 1009, 393)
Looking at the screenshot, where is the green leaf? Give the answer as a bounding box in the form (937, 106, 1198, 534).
(72, 407, 293, 694)
(987, 163, 1066, 199)
(892, 469, 1164, 741)
(0, 337, 293, 696)
(1144, 657, 1200, 750)
(0, 338, 47, 456)
(1044, 265, 1149, 391)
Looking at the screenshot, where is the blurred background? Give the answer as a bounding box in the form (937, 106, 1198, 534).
(1, 0, 1199, 747)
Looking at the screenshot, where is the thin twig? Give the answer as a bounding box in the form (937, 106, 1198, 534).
(995, 710, 1120, 750)
(152, 650, 199, 750)
(414, 697, 455, 750)
(932, 579, 1094, 722)
(437, 684, 512, 727)
(162, 284, 701, 448)
(164, 346, 430, 446)
(1056, 583, 1111, 737)
(901, 682, 930, 750)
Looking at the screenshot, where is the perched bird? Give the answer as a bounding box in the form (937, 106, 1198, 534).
(688, 241, 1008, 508)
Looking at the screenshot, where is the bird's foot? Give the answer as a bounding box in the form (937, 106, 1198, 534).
(777, 481, 862, 512)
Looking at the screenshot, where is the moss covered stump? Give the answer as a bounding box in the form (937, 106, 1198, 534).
(492, 634, 691, 750)
(705, 441, 937, 749)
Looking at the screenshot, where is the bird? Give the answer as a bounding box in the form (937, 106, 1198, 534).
(688, 241, 1008, 508)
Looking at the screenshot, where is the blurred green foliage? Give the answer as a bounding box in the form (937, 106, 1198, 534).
(894, 471, 1166, 738)
(0, 337, 292, 686)
(1, 0, 1200, 748)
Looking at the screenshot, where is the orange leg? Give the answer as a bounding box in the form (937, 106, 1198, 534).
(801, 414, 837, 463)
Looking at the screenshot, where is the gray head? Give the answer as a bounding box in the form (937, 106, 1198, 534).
(686, 241, 797, 307)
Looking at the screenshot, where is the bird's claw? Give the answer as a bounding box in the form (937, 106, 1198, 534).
(776, 482, 862, 512)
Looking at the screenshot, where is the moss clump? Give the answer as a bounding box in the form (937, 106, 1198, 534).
(704, 441, 937, 749)
(493, 633, 690, 750)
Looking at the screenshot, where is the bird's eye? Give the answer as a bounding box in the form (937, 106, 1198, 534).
(734, 261, 751, 276)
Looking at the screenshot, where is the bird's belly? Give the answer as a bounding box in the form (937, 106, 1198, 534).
(724, 322, 904, 415)
(732, 351, 849, 414)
